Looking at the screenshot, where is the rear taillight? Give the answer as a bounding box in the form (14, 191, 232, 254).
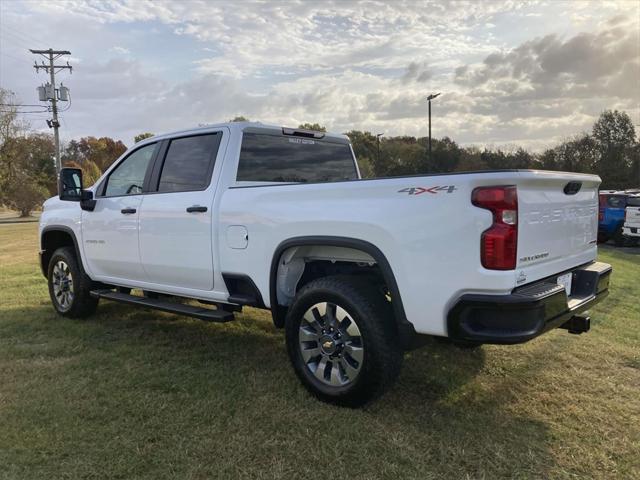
(599, 209, 604, 222)
(472, 186, 518, 270)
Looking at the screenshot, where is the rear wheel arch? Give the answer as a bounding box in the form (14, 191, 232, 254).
(269, 236, 414, 342)
(41, 226, 85, 278)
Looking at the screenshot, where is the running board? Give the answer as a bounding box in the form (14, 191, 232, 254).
(90, 290, 235, 322)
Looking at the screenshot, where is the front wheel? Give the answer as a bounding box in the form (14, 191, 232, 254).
(47, 247, 98, 318)
(285, 276, 402, 407)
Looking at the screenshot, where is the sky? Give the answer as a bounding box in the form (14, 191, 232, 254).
(0, 0, 638, 151)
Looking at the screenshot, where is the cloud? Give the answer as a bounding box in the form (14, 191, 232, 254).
(450, 15, 640, 135)
(1, 0, 637, 152)
(110, 46, 130, 54)
(454, 18, 640, 97)
(401, 61, 432, 84)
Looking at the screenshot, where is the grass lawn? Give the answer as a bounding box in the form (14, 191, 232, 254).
(0, 222, 638, 479)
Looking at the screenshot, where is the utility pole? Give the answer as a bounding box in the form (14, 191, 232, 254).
(376, 133, 383, 164)
(426, 93, 441, 163)
(30, 49, 72, 174)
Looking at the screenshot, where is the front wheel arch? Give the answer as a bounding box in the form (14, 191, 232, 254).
(41, 226, 85, 279)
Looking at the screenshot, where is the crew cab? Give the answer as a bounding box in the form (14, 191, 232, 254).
(622, 195, 640, 245)
(39, 122, 612, 406)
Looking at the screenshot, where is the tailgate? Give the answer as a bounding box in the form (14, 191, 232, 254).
(626, 207, 640, 226)
(516, 171, 600, 284)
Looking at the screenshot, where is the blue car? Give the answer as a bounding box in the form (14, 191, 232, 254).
(599, 191, 640, 245)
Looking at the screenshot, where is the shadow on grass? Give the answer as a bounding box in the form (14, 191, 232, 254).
(0, 302, 555, 478)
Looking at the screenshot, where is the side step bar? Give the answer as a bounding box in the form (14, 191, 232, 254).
(90, 289, 235, 323)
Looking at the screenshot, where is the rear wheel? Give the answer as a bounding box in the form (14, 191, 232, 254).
(285, 276, 402, 407)
(613, 225, 626, 247)
(47, 247, 98, 318)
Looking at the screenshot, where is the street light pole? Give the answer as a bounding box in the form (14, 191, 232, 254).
(426, 93, 441, 163)
(376, 133, 383, 164)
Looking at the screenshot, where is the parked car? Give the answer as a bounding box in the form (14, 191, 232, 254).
(599, 191, 635, 245)
(622, 195, 640, 245)
(39, 122, 612, 406)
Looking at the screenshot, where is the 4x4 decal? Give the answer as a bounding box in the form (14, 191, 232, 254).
(398, 185, 457, 195)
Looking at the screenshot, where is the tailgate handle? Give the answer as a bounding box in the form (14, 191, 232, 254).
(563, 181, 582, 195)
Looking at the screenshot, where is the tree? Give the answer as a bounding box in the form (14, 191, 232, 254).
(65, 159, 102, 187)
(0, 134, 55, 216)
(0, 88, 55, 216)
(134, 132, 154, 143)
(455, 147, 489, 172)
(298, 123, 326, 132)
(420, 136, 461, 173)
(591, 110, 637, 189)
(3, 176, 49, 217)
(62, 136, 127, 172)
(229, 116, 249, 122)
(346, 131, 384, 177)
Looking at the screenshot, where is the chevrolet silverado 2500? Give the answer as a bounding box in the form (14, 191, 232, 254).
(39, 122, 612, 406)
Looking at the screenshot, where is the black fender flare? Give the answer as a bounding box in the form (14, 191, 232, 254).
(40, 225, 86, 278)
(269, 236, 415, 344)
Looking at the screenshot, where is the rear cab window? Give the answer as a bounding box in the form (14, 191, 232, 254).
(627, 197, 640, 207)
(606, 196, 627, 208)
(236, 132, 358, 184)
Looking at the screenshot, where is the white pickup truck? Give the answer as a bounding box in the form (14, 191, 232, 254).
(622, 195, 640, 245)
(40, 122, 612, 406)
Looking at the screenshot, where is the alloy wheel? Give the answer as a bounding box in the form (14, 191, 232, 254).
(298, 302, 364, 387)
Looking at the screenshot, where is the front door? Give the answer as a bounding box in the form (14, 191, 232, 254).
(82, 142, 157, 282)
(138, 132, 223, 291)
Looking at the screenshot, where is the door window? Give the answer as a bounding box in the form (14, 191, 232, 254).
(157, 133, 221, 193)
(104, 143, 156, 196)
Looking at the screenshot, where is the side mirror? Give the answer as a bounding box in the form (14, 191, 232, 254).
(80, 190, 96, 211)
(58, 167, 83, 201)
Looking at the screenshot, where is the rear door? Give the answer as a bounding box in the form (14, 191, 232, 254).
(138, 131, 224, 290)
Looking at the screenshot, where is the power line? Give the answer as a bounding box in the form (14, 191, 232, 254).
(2, 22, 48, 47)
(0, 103, 49, 107)
(0, 109, 50, 114)
(0, 49, 29, 64)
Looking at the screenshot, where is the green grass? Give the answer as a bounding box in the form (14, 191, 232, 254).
(1, 223, 638, 479)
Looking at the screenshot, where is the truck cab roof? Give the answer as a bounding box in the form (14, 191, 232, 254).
(142, 121, 350, 146)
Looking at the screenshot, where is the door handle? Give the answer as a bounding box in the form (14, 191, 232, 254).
(121, 208, 137, 214)
(186, 205, 208, 213)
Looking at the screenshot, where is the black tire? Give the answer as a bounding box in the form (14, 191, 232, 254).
(613, 224, 626, 247)
(47, 247, 98, 318)
(285, 276, 403, 407)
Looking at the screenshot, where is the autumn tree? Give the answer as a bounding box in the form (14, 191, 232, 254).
(592, 110, 637, 189)
(0, 88, 55, 216)
(134, 132, 154, 143)
(62, 136, 127, 172)
(298, 123, 326, 132)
